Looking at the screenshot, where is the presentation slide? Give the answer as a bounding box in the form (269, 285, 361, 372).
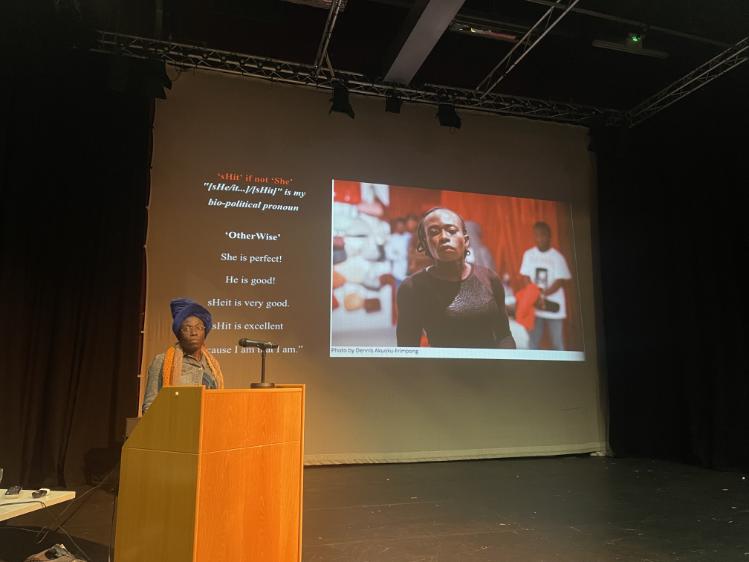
(148, 172, 584, 368)
(193, 172, 307, 356)
(330, 181, 584, 360)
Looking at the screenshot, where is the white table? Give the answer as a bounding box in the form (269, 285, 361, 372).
(0, 488, 76, 522)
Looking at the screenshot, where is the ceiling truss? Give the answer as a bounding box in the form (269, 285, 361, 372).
(627, 36, 748, 126)
(93, 31, 747, 128)
(94, 31, 621, 126)
(476, 0, 580, 97)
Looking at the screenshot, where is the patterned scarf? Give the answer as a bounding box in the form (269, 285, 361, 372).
(161, 344, 225, 389)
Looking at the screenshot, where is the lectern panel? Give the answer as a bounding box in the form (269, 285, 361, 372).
(115, 448, 199, 562)
(116, 386, 304, 562)
(195, 448, 247, 561)
(244, 442, 302, 562)
(125, 386, 203, 453)
(201, 390, 249, 452)
(246, 390, 303, 448)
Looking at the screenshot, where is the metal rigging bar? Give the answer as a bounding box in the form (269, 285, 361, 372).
(94, 31, 623, 125)
(476, 0, 579, 98)
(628, 36, 748, 126)
(313, 0, 345, 74)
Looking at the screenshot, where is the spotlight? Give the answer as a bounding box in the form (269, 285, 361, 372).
(592, 30, 668, 59)
(330, 82, 355, 118)
(436, 103, 461, 129)
(626, 32, 643, 48)
(385, 92, 402, 114)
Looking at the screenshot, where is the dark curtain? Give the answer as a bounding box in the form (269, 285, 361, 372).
(594, 65, 749, 469)
(0, 40, 153, 486)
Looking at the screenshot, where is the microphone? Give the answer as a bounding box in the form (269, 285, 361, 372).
(239, 338, 278, 389)
(239, 338, 279, 351)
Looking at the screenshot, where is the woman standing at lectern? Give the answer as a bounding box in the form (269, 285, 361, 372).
(396, 208, 516, 349)
(142, 298, 225, 413)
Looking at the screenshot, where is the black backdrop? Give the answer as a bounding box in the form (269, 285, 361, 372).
(0, 46, 152, 486)
(594, 65, 749, 470)
(2, 38, 748, 487)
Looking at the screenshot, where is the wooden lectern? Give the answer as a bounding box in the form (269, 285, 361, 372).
(114, 385, 305, 562)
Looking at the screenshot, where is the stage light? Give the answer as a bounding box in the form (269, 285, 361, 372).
(436, 103, 461, 129)
(330, 82, 355, 118)
(449, 22, 518, 43)
(385, 91, 402, 113)
(592, 38, 668, 59)
(593, 30, 668, 59)
(626, 32, 643, 48)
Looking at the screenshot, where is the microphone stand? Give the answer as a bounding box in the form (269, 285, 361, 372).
(251, 345, 275, 389)
(239, 339, 277, 388)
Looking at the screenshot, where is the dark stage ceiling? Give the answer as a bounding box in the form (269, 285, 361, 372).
(97, 0, 748, 111)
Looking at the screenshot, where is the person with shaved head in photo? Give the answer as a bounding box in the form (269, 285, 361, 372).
(396, 207, 515, 349)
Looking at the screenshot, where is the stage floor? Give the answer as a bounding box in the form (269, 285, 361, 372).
(1, 456, 747, 561)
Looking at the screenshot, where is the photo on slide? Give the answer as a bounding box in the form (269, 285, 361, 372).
(329, 180, 585, 361)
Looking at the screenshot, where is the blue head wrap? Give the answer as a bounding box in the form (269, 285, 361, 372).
(170, 298, 212, 338)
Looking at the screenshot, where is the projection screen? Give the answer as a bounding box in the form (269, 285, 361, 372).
(141, 70, 607, 464)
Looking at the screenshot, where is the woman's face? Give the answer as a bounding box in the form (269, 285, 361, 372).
(178, 315, 206, 352)
(423, 209, 469, 263)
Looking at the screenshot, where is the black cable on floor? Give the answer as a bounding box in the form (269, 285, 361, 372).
(107, 491, 118, 562)
(36, 463, 120, 546)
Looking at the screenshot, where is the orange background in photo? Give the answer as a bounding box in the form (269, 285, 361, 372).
(338, 182, 583, 351)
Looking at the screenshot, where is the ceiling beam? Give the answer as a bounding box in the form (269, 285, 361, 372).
(627, 36, 748, 126)
(523, 0, 731, 48)
(94, 31, 624, 126)
(476, 0, 579, 98)
(313, 0, 345, 74)
(383, 0, 466, 85)
(363, 0, 731, 49)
